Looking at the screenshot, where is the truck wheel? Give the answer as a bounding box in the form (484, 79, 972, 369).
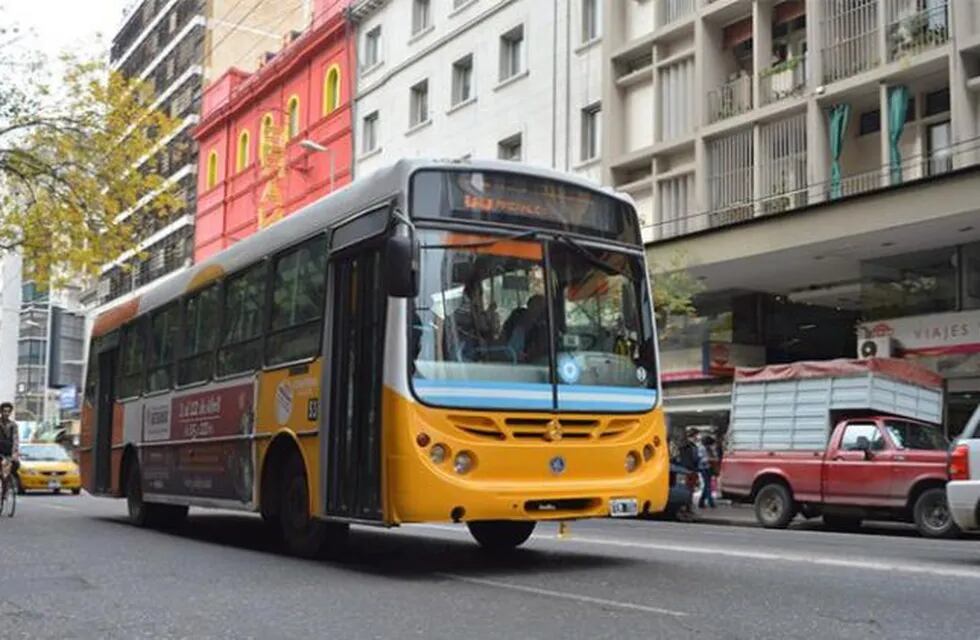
(823, 515, 862, 532)
(913, 488, 960, 539)
(467, 521, 536, 551)
(754, 483, 795, 529)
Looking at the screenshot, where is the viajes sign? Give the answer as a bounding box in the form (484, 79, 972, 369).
(858, 309, 980, 355)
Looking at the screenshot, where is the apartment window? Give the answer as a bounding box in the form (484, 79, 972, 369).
(452, 54, 474, 106)
(363, 26, 381, 69)
(323, 65, 341, 115)
(362, 111, 379, 153)
(659, 57, 694, 140)
(236, 130, 250, 172)
(859, 110, 880, 136)
(924, 88, 950, 117)
(581, 103, 600, 161)
(410, 80, 429, 127)
(259, 113, 275, 165)
(498, 133, 522, 161)
(582, 0, 599, 43)
(205, 150, 218, 189)
(412, 0, 431, 35)
(178, 285, 219, 385)
(286, 96, 301, 138)
(267, 236, 328, 366)
(926, 120, 952, 176)
(499, 24, 525, 82)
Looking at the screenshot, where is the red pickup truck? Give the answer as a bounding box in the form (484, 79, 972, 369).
(720, 359, 955, 537)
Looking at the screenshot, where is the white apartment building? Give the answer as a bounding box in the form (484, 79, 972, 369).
(351, 0, 605, 183)
(602, 0, 980, 437)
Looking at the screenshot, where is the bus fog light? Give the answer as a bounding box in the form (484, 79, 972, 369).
(416, 433, 431, 447)
(454, 451, 475, 475)
(430, 444, 448, 464)
(642, 444, 654, 461)
(625, 451, 640, 473)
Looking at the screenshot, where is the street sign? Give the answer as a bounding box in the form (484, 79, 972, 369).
(59, 385, 78, 411)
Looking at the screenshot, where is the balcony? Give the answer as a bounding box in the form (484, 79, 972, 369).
(821, 0, 879, 84)
(760, 53, 807, 106)
(707, 129, 754, 227)
(759, 113, 808, 214)
(886, 0, 949, 62)
(707, 73, 753, 123)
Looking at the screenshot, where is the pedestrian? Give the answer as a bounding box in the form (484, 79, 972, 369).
(697, 434, 717, 509)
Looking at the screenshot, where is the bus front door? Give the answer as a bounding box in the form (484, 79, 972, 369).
(325, 247, 385, 520)
(94, 348, 116, 494)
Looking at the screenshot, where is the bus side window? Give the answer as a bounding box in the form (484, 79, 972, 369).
(266, 235, 327, 366)
(117, 320, 147, 399)
(146, 302, 180, 392)
(83, 336, 102, 406)
(217, 262, 267, 377)
(179, 285, 220, 385)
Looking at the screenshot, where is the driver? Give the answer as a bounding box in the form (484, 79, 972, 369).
(448, 278, 499, 361)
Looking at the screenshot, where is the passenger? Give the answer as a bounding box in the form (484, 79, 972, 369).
(448, 278, 498, 361)
(507, 294, 548, 362)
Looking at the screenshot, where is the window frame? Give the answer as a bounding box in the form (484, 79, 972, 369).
(177, 283, 221, 388)
(497, 133, 523, 161)
(205, 149, 219, 189)
(259, 113, 275, 165)
(580, 102, 601, 161)
(215, 260, 270, 380)
(362, 110, 379, 153)
(412, 0, 432, 35)
(499, 24, 526, 82)
(236, 129, 250, 172)
(410, 79, 430, 127)
(451, 54, 474, 107)
(286, 95, 301, 139)
(839, 423, 887, 452)
(363, 25, 382, 69)
(323, 64, 341, 116)
(264, 233, 330, 369)
(145, 301, 181, 394)
(116, 318, 148, 401)
(581, 0, 599, 44)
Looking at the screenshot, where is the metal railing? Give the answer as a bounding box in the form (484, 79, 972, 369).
(886, 0, 949, 62)
(759, 113, 808, 215)
(707, 129, 754, 229)
(821, 0, 879, 83)
(707, 74, 753, 124)
(658, 0, 694, 27)
(759, 54, 807, 107)
(650, 135, 979, 242)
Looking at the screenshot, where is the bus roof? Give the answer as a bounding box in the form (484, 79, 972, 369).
(92, 158, 632, 337)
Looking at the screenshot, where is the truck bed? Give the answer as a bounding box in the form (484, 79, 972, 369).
(721, 450, 824, 502)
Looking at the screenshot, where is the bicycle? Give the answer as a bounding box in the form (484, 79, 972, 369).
(0, 457, 16, 518)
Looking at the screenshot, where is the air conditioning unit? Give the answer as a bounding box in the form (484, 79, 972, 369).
(857, 336, 895, 359)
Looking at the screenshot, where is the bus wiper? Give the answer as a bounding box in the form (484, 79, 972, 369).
(422, 229, 538, 250)
(555, 233, 630, 277)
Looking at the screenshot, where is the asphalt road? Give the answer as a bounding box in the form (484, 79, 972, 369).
(4, 493, 979, 639)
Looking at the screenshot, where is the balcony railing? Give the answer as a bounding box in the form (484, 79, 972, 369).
(759, 113, 808, 214)
(759, 54, 807, 107)
(649, 136, 976, 242)
(658, 0, 694, 27)
(821, 0, 879, 84)
(707, 73, 753, 123)
(886, 0, 949, 62)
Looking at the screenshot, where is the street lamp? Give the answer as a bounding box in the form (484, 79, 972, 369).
(299, 139, 336, 193)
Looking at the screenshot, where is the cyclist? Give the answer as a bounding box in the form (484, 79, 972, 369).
(0, 402, 19, 488)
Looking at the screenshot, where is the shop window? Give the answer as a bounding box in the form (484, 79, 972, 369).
(861, 246, 958, 319)
(964, 242, 980, 310)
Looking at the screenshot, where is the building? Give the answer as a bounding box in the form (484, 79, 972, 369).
(193, 0, 354, 260)
(91, 0, 310, 309)
(0, 253, 22, 406)
(351, 0, 605, 184)
(16, 284, 86, 427)
(601, 0, 980, 437)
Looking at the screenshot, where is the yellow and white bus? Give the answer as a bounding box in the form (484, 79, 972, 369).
(80, 159, 667, 554)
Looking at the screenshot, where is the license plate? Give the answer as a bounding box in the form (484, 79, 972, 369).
(48, 479, 61, 489)
(609, 498, 638, 517)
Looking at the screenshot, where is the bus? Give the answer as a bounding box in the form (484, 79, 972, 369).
(80, 159, 667, 555)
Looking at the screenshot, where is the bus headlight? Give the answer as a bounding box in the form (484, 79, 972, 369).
(430, 444, 449, 465)
(642, 444, 654, 461)
(454, 451, 475, 475)
(625, 451, 640, 473)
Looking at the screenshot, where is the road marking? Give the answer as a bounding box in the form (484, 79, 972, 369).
(413, 524, 980, 581)
(439, 573, 687, 617)
(27, 502, 78, 512)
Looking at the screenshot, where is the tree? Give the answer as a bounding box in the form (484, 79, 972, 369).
(0, 48, 183, 286)
(650, 251, 704, 341)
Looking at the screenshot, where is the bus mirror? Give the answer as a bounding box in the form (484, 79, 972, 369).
(385, 233, 419, 298)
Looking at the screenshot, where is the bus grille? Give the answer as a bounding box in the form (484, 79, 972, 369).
(450, 415, 639, 442)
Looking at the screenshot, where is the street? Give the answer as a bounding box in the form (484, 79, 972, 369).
(4, 494, 978, 639)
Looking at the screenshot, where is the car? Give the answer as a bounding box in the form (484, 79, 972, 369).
(15, 443, 82, 495)
(948, 405, 980, 532)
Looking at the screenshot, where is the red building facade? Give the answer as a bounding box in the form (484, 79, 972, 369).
(193, 0, 353, 262)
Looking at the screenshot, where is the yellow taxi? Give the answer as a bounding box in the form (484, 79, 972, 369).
(16, 443, 82, 495)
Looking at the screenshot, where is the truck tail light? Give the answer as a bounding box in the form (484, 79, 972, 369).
(949, 444, 970, 481)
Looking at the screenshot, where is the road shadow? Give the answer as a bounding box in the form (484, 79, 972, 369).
(95, 512, 634, 580)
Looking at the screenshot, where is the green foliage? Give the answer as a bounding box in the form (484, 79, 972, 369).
(0, 46, 183, 286)
(650, 251, 704, 340)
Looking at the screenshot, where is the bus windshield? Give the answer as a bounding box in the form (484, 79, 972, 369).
(411, 230, 657, 412)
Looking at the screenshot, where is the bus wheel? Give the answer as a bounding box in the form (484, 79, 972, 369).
(467, 520, 536, 551)
(126, 459, 151, 527)
(279, 452, 347, 557)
